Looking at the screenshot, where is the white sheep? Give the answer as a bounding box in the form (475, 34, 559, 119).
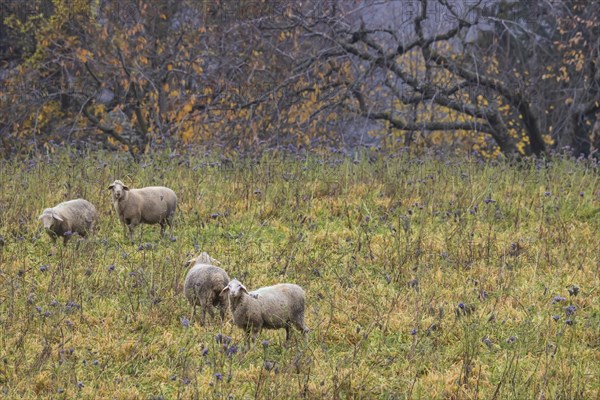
(183, 252, 230, 325)
(38, 199, 97, 245)
(221, 279, 308, 344)
(108, 180, 177, 242)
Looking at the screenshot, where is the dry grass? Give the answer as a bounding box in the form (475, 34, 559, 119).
(0, 150, 598, 399)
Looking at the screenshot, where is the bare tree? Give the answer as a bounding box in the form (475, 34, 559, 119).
(1, 0, 598, 157)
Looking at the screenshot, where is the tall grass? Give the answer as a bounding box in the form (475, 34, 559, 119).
(0, 150, 598, 399)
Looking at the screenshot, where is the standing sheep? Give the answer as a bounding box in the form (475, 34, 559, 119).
(183, 252, 230, 325)
(38, 199, 97, 245)
(108, 180, 177, 242)
(221, 279, 308, 345)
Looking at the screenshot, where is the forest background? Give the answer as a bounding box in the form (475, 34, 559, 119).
(1, 0, 599, 159)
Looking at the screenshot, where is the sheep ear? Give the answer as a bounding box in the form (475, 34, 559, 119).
(212, 258, 221, 266)
(220, 286, 230, 295)
(122, 185, 130, 191)
(108, 183, 114, 190)
(240, 283, 249, 294)
(184, 258, 194, 268)
(52, 212, 64, 222)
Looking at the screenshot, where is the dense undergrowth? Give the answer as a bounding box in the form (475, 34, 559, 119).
(0, 150, 598, 399)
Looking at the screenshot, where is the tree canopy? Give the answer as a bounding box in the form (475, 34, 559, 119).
(1, 0, 599, 158)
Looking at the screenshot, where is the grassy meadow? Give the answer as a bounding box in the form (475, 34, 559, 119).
(0, 150, 598, 399)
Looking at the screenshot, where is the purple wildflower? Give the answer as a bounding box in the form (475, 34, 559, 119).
(564, 305, 576, 316)
(568, 285, 579, 297)
(180, 317, 190, 328)
(551, 296, 566, 304)
(565, 319, 574, 326)
(202, 348, 209, 357)
(215, 333, 231, 345)
(552, 315, 561, 322)
(214, 373, 223, 381)
(65, 300, 80, 312)
(227, 345, 238, 357)
(410, 328, 417, 336)
(482, 336, 493, 348)
(39, 265, 49, 272)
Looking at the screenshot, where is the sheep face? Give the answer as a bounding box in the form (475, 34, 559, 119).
(108, 180, 129, 200)
(38, 209, 62, 230)
(221, 279, 248, 299)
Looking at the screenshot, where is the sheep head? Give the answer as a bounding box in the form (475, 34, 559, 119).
(108, 180, 129, 200)
(38, 209, 63, 230)
(220, 279, 248, 299)
(184, 252, 221, 267)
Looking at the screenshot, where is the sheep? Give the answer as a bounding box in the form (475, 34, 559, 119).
(108, 180, 177, 242)
(183, 252, 230, 325)
(221, 279, 308, 345)
(38, 199, 97, 245)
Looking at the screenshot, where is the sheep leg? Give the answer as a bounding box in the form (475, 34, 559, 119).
(219, 306, 226, 323)
(191, 304, 197, 324)
(294, 316, 308, 336)
(241, 329, 252, 351)
(285, 326, 291, 341)
(160, 221, 166, 237)
(200, 307, 207, 326)
(243, 329, 259, 351)
(127, 225, 135, 243)
(206, 305, 215, 324)
(251, 329, 260, 344)
(166, 216, 174, 238)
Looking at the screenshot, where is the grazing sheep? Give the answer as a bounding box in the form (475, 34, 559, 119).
(183, 252, 230, 325)
(221, 279, 308, 345)
(108, 180, 177, 242)
(38, 199, 97, 245)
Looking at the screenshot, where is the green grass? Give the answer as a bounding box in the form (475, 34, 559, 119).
(0, 150, 598, 399)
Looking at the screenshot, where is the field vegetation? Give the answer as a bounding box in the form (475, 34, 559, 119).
(0, 150, 598, 399)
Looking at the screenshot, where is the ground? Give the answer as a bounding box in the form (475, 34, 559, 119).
(0, 150, 598, 399)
